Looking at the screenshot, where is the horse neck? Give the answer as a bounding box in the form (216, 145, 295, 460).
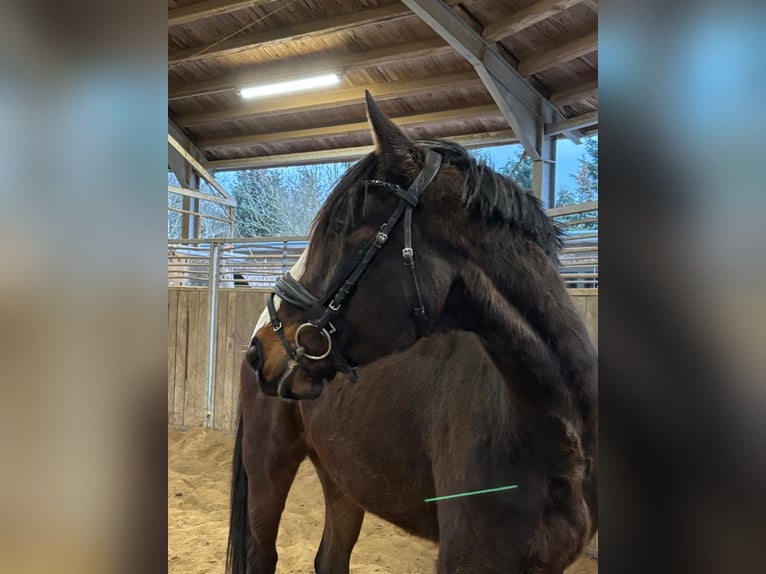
(453, 229, 597, 400)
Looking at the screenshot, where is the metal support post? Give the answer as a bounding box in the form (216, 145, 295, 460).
(532, 101, 557, 207)
(204, 241, 220, 428)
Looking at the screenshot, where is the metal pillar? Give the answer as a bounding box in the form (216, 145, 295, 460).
(181, 195, 191, 238)
(533, 138, 556, 207)
(532, 102, 557, 207)
(204, 242, 220, 428)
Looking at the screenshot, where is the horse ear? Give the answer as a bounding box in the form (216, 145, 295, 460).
(365, 90, 415, 167)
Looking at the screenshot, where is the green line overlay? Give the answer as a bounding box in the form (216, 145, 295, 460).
(424, 484, 518, 503)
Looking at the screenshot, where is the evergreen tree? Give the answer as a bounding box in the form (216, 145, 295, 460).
(499, 147, 533, 191)
(555, 136, 598, 230)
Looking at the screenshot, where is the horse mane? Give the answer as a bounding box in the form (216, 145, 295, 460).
(308, 139, 563, 269)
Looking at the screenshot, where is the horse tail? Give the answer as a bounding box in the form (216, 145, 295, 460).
(226, 410, 250, 574)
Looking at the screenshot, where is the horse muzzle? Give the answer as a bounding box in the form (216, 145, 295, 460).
(245, 337, 278, 397)
(245, 337, 324, 400)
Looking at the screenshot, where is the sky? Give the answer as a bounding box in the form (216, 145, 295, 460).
(213, 135, 597, 199)
(479, 136, 594, 195)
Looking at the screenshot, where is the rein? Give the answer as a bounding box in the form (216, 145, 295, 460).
(267, 149, 442, 388)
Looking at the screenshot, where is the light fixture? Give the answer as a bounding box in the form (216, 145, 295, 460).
(238, 73, 341, 99)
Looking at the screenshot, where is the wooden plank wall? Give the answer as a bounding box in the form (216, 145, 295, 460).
(168, 288, 211, 428)
(211, 289, 270, 433)
(168, 289, 598, 435)
(168, 287, 269, 433)
(568, 289, 598, 348)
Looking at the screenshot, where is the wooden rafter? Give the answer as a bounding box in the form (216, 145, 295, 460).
(168, 0, 274, 27)
(550, 79, 598, 107)
(175, 72, 480, 127)
(401, 0, 581, 154)
(169, 39, 449, 100)
(545, 111, 598, 135)
(168, 144, 191, 188)
(169, 119, 207, 166)
(199, 104, 501, 149)
(168, 130, 233, 200)
(206, 130, 518, 170)
(518, 31, 598, 76)
(168, 4, 412, 64)
(483, 0, 585, 42)
(168, 185, 237, 207)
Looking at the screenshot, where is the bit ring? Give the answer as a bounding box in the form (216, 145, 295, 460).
(294, 322, 333, 360)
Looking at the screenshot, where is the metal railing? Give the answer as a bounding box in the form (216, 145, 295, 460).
(168, 202, 597, 290)
(168, 237, 308, 289)
(550, 201, 598, 289)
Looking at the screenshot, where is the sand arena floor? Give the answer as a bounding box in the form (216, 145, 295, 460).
(168, 426, 597, 574)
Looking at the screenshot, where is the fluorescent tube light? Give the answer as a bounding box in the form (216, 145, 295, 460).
(239, 73, 341, 99)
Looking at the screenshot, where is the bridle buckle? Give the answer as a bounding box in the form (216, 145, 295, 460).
(374, 231, 388, 247)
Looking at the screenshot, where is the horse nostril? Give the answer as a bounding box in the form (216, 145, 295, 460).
(245, 338, 262, 372)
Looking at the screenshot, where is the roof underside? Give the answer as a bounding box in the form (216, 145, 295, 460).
(168, 0, 598, 171)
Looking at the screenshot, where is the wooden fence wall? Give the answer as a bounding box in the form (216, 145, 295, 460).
(168, 288, 598, 435)
(168, 288, 270, 433)
(568, 288, 598, 346)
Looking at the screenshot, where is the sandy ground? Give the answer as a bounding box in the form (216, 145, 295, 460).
(168, 426, 597, 574)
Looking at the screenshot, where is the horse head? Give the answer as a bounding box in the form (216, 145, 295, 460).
(249, 92, 564, 400)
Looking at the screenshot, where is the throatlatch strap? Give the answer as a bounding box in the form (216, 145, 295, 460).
(403, 206, 429, 336)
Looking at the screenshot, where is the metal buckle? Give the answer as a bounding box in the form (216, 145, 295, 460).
(328, 300, 341, 312)
(402, 247, 414, 264)
(272, 321, 282, 332)
(294, 322, 333, 361)
(374, 231, 388, 247)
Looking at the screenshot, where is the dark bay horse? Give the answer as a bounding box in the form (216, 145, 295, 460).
(229, 93, 598, 573)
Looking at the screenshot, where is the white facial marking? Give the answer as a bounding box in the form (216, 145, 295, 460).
(250, 247, 308, 340)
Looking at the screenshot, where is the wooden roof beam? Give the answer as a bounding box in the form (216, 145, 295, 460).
(518, 31, 598, 76)
(545, 111, 598, 136)
(168, 185, 237, 207)
(168, 4, 412, 64)
(168, 143, 191, 188)
(175, 72, 481, 127)
(168, 0, 274, 27)
(483, 0, 585, 42)
(198, 104, 502, 149)
(169, 39, 449, 100)
(169, 119, 208, 166)
(550, 79, 598, 107)
(207, 130, 518, 171)
(401, 0, 580, 156)
(168, 121, 233, 201)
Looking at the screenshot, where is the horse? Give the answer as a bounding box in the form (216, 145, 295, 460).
(229, 92, 598, 573)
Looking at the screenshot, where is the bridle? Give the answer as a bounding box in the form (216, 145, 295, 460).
(265, 148, 442, 389)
